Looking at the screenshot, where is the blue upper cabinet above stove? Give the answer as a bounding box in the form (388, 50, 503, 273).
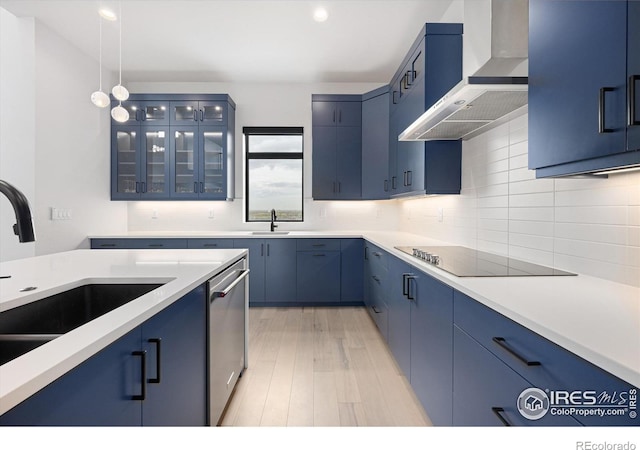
(529, 0, 640, 177)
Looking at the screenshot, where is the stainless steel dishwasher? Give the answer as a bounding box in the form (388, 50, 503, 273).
(207, 257, 249, 425)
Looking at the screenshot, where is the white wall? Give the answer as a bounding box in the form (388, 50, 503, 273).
(125, 81, 399, 233)
(0, 10, 128, 261)
(0, 9, 36, 262)
(397, 113, 640, 287)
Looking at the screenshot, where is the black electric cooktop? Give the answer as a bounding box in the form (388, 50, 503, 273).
(395, 246, 576, 277)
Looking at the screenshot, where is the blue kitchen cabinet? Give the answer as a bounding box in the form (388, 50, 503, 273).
(265, 239, 298, 304)
(388, 24, 463, 197)
(170, 100, 228, 125)
(529, 0, 640, 176)
(139, 285, 207, 426)
(233, 239, 266, 304)
(386, 256, 412, 380)
(187, 238, 234, 249)
(361, 86, 391, 199)
(91, 238, 188, 249)
(169, 124, 230, 200)
(453, 325, 581, 426)
(363, 243, 389, 340)
(407, 265, 454, 426)
(234, 238, 297, 305)
(111, 124, 171, 200)
(340, 238, 364, 303)
(296, 239, 341, 303)
(0, 285, 207, 426)
(454, 290, 638, 426)
(312, 95, 362, 200)
(111, 94, 235, 201)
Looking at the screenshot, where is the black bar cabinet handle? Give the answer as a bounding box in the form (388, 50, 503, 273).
(147, 338, 161, 384)
(372, 306, 381, 314)
(141, 110, 147, 122)
(406, 275, 416, 301)
(337, 182, 341, 193)
(405, 70, 413, 87)
(203, 243, 218, 248)
(200, 109, 204, 122)
(630, 75, 639, 126)
(492, 337, 541, 366)
(266, 244, 270, 257)
(194, 182, 198, 193)
(384, 179, 389, 192)
(200, 182, 204, 193)
(491, 407, 512, 426)
(141, 182, 146, 193)
(132, 350, 146, 400)
(402, 273, 410, 296)
(333, 110, 336, 123)
(338, 109, 342, 123)
(364, 246, 369, 260)
(193, 109, 198, 122)
(313, 254, 326, 257)
(135, 182, 140, 193)
(392, 176, 397, 189)
(407, 171, 412, 187)
(260, 243, 264, 257)
(392, 91, 399, 104)
(100, 243, 116, 247)
(599, 87, 615, 133)
(312, 244, 325, 247)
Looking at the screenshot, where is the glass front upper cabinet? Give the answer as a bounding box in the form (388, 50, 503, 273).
(112, 125, 170, 199)
(171, 128, 198, 197)
(201, 128, 225, 195)
(171, 101, 227, 124)
(114, 100, 170, 124)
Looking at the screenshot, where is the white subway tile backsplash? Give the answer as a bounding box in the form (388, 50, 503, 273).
(398, 113, 640, 287)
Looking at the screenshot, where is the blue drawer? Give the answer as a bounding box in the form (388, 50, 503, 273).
(91, 238, 188, 249)
(296, 239, 341, 251)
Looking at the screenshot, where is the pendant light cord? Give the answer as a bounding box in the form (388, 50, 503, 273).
(118, 0, 122, 87)
(98, 16, 103, 89)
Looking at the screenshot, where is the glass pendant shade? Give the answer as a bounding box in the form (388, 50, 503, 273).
(112, 84, 129, 101)
(91, 90, 110, 108)
(111, 104, 129, 122)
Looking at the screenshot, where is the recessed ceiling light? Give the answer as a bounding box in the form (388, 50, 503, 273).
(313, 7, 329, 23)
(98, 8, 117, 21)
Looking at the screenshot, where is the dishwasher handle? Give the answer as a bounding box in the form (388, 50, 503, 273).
(210, 269, 249, 299)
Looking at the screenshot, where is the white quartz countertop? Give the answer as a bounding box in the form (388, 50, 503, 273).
(89, 230, 363, 239)
(0, 248, 246, 415)
(89, 230, 640, 388)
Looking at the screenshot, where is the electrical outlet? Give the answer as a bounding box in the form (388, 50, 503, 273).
(437, 207, 444, 222)
(51, 207, 72, 221)
(152, 210, 158, 219)
(208, 210, 215, 219)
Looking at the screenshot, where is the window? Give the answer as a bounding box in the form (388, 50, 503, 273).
(244, 127, 303, 222)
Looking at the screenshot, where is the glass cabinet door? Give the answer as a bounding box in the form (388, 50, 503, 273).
(200, 102, 226, 123)
(113, 126, 140, 197)
(200, 127, 225, 197)
(170, 101, 199, 124)
(142, 128, 170, 197)
(171, 127, 198, 197)
(140, 101, 169, 124)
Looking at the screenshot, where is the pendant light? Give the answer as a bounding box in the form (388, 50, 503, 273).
(90, 15, 109, 107)
(111, 0, 129, 122)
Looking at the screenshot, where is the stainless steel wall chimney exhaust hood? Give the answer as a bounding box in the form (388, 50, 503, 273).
(400, 0, 529, 142)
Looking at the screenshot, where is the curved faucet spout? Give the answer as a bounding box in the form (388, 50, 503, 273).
(0, 180, 36, 243)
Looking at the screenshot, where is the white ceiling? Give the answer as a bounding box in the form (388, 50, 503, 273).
(0, 0, 462, 83)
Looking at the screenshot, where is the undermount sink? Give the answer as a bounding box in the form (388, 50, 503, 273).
(251, 231, 290, 235)
(0, 283, 162, 365)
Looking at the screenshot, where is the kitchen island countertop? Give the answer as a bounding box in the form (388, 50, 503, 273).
(0, 248, 246, 416)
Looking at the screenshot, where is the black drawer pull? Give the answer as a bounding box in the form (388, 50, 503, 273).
(148, 338, 161, 384)
(599, 87, 615, 133)
(99, 243, 116, 247)
(313, 254, 326, 257)
(491, 407, 512, 426)
(148, 244, 164, 248)
(630, 75, 639, 126)
(372, 306, 381, 314)
(132, 350, 146, 401)
(203, 243, 218, 248)
(492, 337, 541, 366)
(312, 244, 325, 247)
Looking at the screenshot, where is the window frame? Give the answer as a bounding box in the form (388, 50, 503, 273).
(243, 126, 304, 223)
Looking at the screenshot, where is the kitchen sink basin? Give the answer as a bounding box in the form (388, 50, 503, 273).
(251, 231, 290, 235)
(0, 283, 162, 365)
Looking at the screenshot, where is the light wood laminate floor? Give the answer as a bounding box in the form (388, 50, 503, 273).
(221, 307, 432, 427)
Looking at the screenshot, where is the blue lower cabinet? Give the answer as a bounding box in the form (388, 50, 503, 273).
(409, 270, 454, 426)
(387, 256, 412, 380)
(91, 238, 188, 249)
(340, 239, 364, 303)
(454, 291, 639, 426)
(453, 326, 581, 427)
(0, 285, 207, 426)
(233, 239, 266, 304)
(187, 238, 233, 249)
(139, 285, 207, 426)
(264, 239, 297, 304)
(296, 251, 341, 303)
(0, 327, 142, 426)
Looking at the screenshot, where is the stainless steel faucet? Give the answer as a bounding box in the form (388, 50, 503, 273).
(270, 209, 277, 232)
